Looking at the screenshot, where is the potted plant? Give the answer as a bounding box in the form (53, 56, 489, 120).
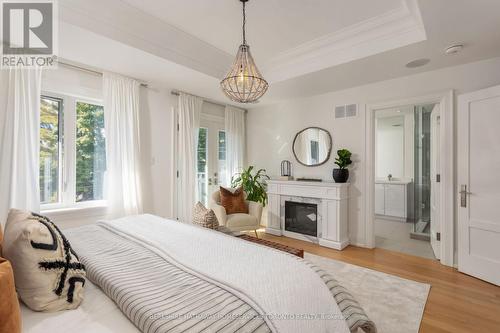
(231, 166, 270, 206)
(333, 149, 352, 183)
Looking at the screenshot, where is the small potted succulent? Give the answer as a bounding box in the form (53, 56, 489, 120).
(332, 149, 352, 183)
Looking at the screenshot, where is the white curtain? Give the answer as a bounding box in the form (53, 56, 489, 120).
(177, 93, 203, 222)
(0, 67, 42, 224)
(103, 72, 143, 217)
(225, 106, 246, 185)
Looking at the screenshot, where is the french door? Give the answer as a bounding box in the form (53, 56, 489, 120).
(457, 85, 500, 286)
(197, 115, 227, 206)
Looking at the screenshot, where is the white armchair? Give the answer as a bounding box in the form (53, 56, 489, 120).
(210, 190, 263, 237)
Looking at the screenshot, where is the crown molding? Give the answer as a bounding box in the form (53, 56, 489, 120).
(59, 0, 233, 79)
(263, 0, 427, 83)
(59, 0, 426, 85)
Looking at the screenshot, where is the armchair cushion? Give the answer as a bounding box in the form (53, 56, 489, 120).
(219, 186, 248, 214)
(226, 214, 259, 229)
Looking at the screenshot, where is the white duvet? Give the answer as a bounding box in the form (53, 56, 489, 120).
(98, 214, 350, 333)
(21, 281, 139, 333)
(22, 214, 351, 333)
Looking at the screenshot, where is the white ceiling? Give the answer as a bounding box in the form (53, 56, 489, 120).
(118, 0, 401, 60)
(58, 0, 500, 107)
(60, 0, 426, 82)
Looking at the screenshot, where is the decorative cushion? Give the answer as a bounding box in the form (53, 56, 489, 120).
(0, 257, 21, 333)
(2, 209, 86, 312)
(219, 186, 248, 215)
(0, 222, 3, 257)
(193, 202, 219, 229)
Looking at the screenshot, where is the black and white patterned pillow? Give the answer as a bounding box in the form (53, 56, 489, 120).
(3, 209, 86, 311)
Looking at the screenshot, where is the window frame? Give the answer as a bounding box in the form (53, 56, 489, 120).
(40, 91, 107, 212)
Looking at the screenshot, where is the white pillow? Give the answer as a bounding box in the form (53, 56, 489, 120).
(2, 209, 86, 312)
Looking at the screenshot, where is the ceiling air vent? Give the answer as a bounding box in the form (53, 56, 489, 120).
(335, 104, 357, 119)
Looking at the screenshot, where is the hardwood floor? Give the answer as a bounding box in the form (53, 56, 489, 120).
(255, 231, 500, 333)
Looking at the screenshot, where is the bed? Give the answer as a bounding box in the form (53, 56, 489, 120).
(21, 214, 375, 333)
(21, 281, 139, 333)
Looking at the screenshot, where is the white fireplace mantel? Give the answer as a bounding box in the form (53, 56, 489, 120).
(265, 180, 350, 250)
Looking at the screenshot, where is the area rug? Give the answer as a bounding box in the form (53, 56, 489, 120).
(305, 253, 430, 333)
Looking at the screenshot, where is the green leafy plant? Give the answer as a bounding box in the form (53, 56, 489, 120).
(334, 149, 353, 169)
(231, 166, 270, 206)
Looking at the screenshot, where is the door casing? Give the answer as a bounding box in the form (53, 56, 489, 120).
(365, 91, 454, 267)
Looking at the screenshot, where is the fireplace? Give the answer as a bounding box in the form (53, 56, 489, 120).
(285, 201, 318, 237)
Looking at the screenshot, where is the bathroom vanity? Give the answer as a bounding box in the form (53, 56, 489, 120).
(375, 179, 413, 221)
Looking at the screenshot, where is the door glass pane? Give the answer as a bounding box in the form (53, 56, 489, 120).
(197, 127, 208, 205)
(413, 104, 433, 234)
(76, 101, 106, 202)
(40, 96, 61, 204)
(218, 131, 227, 186)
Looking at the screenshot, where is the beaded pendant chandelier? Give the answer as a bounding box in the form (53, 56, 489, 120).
(220, 0, 268, 103)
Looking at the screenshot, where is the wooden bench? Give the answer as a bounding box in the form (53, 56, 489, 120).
(236, 234, 304, 258)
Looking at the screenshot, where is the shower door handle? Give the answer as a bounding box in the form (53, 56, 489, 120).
(460, 185, 472, 208)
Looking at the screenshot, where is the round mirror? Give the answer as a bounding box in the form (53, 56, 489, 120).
(292, 127, 332, 167)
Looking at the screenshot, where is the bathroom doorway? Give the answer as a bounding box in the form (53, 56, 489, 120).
(373, 103, 440, 259)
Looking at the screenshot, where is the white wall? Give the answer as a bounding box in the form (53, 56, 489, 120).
(139, 84, 177, 219)
(402, 110, 414, 179)
(247, 57, 500, 247)
(42, 66, 102, 100)
(376, 116, 405, 179)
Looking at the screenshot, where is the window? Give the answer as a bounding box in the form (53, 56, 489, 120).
(40, 93, 106, 209)
(197, 127, 208, 205)
(194, 117, 225, 208)
(218, 131, 227, 185)
(40, 96, 62, 204)
(76, 102, 106, 202)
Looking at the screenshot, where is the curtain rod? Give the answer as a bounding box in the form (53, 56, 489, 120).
(58, 60, 149, 88)
(171, 90, 247, 112)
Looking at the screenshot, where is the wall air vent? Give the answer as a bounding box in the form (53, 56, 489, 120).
(335, 104, 357, 119)
(335, 105, 346, 118)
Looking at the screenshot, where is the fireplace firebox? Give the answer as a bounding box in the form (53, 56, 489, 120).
(284, 201, 317, 237)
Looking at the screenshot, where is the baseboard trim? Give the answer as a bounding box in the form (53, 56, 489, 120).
(264, 228, 282, 236)
(318, 238, 350, 250)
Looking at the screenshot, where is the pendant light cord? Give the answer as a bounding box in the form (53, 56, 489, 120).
(242, 1, 246, 45)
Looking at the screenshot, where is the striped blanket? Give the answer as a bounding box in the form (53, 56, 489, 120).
(65, 215, 375, 333)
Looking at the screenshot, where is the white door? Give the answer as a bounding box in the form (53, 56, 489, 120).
(197, 115, 227, 206)
(430, 104, 441, 259)
(457, 85, 500, 286)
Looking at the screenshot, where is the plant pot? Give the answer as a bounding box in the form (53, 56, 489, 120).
(332, 169, 349, 183)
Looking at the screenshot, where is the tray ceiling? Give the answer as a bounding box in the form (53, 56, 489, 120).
(58, 0, 500, 106)
(60, 0, 426, 82)
(119, 0, 402, 60)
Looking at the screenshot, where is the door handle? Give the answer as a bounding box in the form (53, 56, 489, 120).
(460, 185, 472, 207)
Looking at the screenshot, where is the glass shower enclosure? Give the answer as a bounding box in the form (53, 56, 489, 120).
(411, 104, 434, 239)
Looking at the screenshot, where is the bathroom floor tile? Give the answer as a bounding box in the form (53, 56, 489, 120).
(374, 218, 436, 260)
